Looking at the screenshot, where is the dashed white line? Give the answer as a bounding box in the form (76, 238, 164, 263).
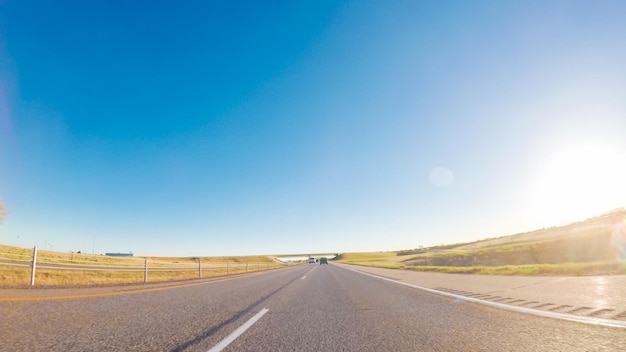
(207, 308, 270, 352)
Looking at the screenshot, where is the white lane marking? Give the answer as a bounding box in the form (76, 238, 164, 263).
(345, 267, 626, 329)
(207, 308, 270, 352)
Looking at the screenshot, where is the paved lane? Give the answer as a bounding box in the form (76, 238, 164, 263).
(1, 266, 309, 351)
(344, 264, 626, 318)
(1, 264, 625, 351)
(230, 264, 626, 351)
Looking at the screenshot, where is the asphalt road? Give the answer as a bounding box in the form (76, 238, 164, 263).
(1, 264, 625, 351)
(343, 265, 626, 322)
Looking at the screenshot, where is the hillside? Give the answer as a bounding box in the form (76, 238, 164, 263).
(338, 208, 626, 275)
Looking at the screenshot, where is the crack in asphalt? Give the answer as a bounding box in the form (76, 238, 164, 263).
(169, 270, 303, 352)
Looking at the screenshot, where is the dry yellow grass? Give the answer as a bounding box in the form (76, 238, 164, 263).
(336, 251, 419, 268)
(0, 262, 286, 287)
(0, 244, 287, 287)
(1, 245, 279, 267)
(1, 245, 148, 266)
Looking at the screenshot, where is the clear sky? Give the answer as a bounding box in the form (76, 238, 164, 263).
(1, 1, 625, 256)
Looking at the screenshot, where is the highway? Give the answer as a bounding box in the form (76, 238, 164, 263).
(1, 263, 625, 351)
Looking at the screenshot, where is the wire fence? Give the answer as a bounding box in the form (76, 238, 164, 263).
(0, 246, 292, 287)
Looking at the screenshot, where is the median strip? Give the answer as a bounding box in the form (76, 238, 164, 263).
(208, 308, 269, 352)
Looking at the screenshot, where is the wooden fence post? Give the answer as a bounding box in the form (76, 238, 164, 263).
(30, 246, 38, 286)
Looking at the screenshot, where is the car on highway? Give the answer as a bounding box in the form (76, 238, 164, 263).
(319, 257, 328, 265)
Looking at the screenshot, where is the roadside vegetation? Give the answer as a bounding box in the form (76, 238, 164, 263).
(0, 246, 285, 288)
(0, 245, 278, 268)
(337, 209, 626, 276)
(2, 209, 624, 286)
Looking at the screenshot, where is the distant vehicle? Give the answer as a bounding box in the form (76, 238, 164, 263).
(308, 258, 316, 264)
(320, 257, 328, 265)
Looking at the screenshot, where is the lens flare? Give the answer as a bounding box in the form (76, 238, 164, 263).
(429, 167, 454, 188)
(612, 219, 626, 261)
(532, 144, 626, 226)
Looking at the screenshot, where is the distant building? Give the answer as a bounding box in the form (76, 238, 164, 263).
(105, 252, 134, 257)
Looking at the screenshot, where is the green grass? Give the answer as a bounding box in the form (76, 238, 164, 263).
(406, 261, 626, 276)
(336, 210, 626, 276)
(339, 259, 626, 276)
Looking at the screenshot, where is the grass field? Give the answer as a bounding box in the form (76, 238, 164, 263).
(0, 245, 279, 267)
(0, 245, 286, 288)
(0, 263, 284, 287)
(336, 209, 626, 276)
(2, 209, 624, 285)
(334, 259, 626, 276)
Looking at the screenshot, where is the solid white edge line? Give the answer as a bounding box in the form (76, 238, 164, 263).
(344, 266, 626, 329)
(207, 308, 270, 352)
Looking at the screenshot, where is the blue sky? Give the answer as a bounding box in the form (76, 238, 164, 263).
(1, 1, 625, 256)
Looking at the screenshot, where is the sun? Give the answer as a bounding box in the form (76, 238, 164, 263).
(532, 143, 626, 225)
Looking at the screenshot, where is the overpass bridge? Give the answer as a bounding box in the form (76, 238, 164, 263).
(274, 253, 339, 263)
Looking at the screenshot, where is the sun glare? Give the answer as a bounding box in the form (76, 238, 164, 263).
(532, 143, 626, 225)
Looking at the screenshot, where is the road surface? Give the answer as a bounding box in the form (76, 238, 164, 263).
(345, 264, 626, 321)
(1, 264, 625, 351)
